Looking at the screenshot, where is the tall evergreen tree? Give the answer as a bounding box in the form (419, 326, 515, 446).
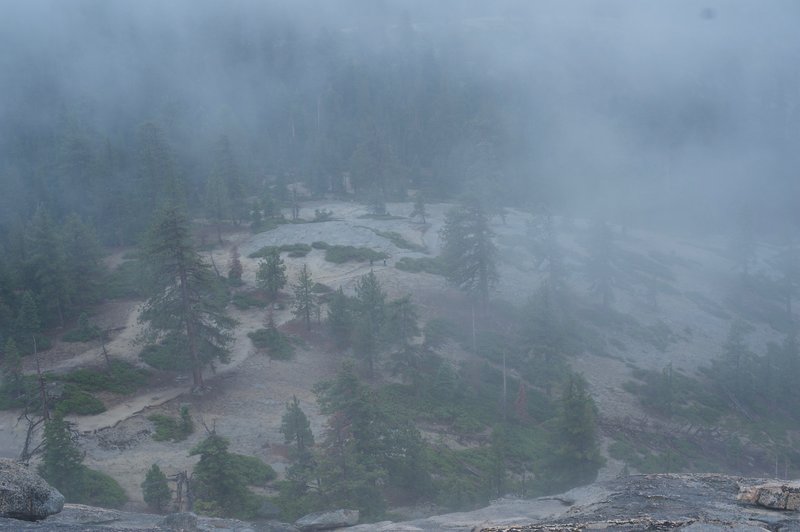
(327, 287, 353, 349)
(141, 464, 172, 513)
(292, 264, 317, 331)
(39, 414, 84, 500)
(553, 375, 602, 485)
(353, 271, 386, 377)
(26, 205, 71, 326)
(204, 172, 231, 244)
(440, 203, 498, 306)
(281, 395, 315, 457)
(61, 214, 104, 309)
(15, 290, 42, 352)
(256, 250, 287, 300)
(140, 206, 234, 390)
(211, 135, 245, 223)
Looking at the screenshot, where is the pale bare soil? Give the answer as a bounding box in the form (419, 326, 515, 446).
(1, 200, 787, 508)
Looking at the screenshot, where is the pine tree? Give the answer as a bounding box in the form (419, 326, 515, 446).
(39, 414, 84, 500)
(292, 264, 317, 331)
(142, 464, 172, 513)
(385, 295, 419, 348)
(281, 395, 315, 457)
(211, 135, 245, 223)
(256, 250, 287, 299)
(3, 338, 22, 394)
(15, 290, 41, 352)
(190, 431, 251, 517)
(61, 214, 104, 309)
(353, 271, 386, 377)
(140, 206, 234, 390)
(440, 202, 498, 306)
(204, 172, 231, 244)
(553, 375, 602, 484)
(26, 205, 71, 326)
(227, 246, 243, 284)
(327, 287, 353, 349)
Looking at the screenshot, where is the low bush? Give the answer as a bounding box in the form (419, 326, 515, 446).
(60, 360, 149, 395)
(62, 313, 101, 343)
(140, 336, 192, 371)
(232, 291, 270, 310)
(248, 328, 295, 360)
(78, 467, 128, 508)
(395, 257, 445, 276)
(55, 385, 106, 416)
(149, 406, 194, 442)
(324, 245, 388, 264)
(231, 454, 277, 485)
(248, 243, 311, 259)
(311, 241, 330, 250)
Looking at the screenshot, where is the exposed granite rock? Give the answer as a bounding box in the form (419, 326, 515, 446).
(738, 481, 800, 511)
(1, 475, 799, 531)
(0, 458, 64, 521)
(295, 509, 359, 530)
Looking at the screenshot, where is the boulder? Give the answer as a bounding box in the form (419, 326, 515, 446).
(0, 458, 64, 521)
(737, 481, 800, 510)
(295, 509, 359, 530)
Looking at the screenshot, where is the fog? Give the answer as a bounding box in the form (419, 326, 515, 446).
(2, 0, 798, 235)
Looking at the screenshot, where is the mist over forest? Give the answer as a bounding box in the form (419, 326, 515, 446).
(2, 0, 799, 237)
(2, 1, 800, 528)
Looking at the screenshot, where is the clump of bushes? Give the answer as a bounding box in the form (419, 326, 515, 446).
(55, 385, 106, 416)
(311, 241, 330, 250)
(60, 360, 149, 395)
(248, 243, 311, 259)
(149, 406, 194, 442)
(372, 230, 426, 252)
(247, 327, 295, 360)
(324, 245, 387, 264)
(312, 209, 334, 222)
(395, 257, 445, 276)
(140, 336, 192, 371)
(232, 290, 270, 310)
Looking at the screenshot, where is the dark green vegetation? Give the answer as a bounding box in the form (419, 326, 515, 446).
(190, 431, 277, 519)
(395, 256, 446, 276)
(248, 326, 296, 360)
(141, 464, 171, 513)
(248, 243, 312, 259)
(149, 406, 194, 442)
(39, 414, 127, 508)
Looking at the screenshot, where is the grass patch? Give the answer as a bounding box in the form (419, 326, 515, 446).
(248, 328, 295, 360)
(248, 243, 311, 259)
(59, 360, 149, 395)
(324, 245, 388, 264)
(395, 257, 445, 276)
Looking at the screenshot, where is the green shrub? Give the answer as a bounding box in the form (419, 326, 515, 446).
(287, 250, 309, 258)
(312, 209, 334, 222)
(324, 245, 388, 264)
(248, 328, 295, 360)
(142, 464, 171, 513)
(55, 385, 106, 416)
(248, 243, 311, 259)
(79, 467, 128, 508)
(231, 454, 277, 485)
(311, 241, 330, 250)
(149, 406, 194, 442)
(60, 360, 149, 395)
(395, 257, 445, 276)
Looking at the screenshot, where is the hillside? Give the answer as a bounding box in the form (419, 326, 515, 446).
(0, 199, 795, 518)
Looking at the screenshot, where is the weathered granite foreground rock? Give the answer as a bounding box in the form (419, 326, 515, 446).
(738, 481, 800, 511)
(0, 458, 64, 521)
(295, 509, 359, 530)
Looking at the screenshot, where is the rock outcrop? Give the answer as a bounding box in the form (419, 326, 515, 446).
(1, 474, 800, 531)
(0, 458, 64, 521)
(295, 509, 359, 530)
